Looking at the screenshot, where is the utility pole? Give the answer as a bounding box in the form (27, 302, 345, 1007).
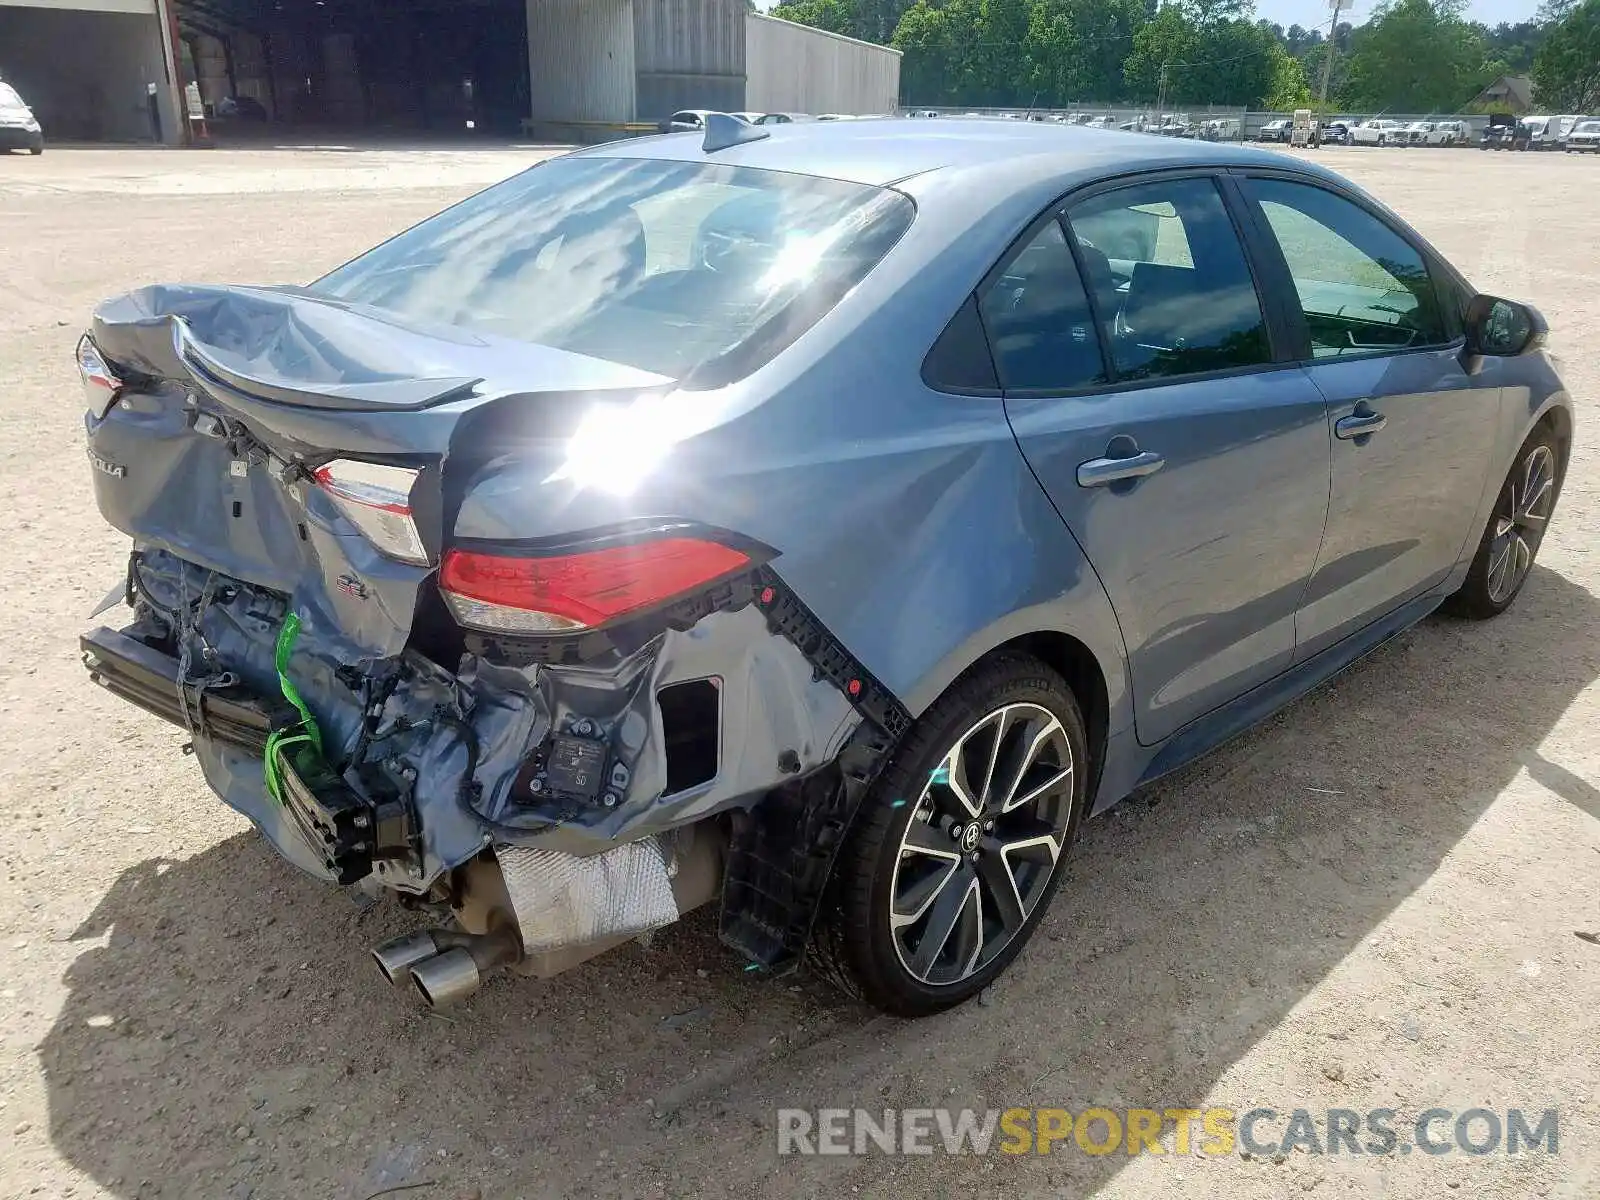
(1319, 0, 1352, 106)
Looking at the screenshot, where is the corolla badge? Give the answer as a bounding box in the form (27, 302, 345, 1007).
(87, 449, 126, 478)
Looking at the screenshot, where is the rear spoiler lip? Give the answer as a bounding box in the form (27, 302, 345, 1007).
(177, 322, 483, 413)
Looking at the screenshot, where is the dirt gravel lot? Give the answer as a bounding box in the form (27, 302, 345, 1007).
(1, 141, 1598, 1200)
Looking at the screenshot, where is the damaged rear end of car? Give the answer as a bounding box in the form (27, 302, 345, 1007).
(78, 152, 917, 1004)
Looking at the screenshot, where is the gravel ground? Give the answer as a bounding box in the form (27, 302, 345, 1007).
(0, 142, 1597, 1200)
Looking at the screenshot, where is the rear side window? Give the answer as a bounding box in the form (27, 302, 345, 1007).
(311, 156, 913, 385)
(1244, 178, 1447, 358)
(976, 220, 1106, 391)
(1065, 177, 1271, 381)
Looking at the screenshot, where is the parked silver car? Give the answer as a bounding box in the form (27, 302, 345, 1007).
(1566, 119, 1600, 152)
(77, 118, 1572, 1017)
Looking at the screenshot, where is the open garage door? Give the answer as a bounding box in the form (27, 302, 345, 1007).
(175, 0, 529, 136)
(0, 0, 181, 143)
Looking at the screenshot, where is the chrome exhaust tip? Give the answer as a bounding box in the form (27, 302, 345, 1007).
(372, 931, 441, 986)
(411, 947, 483, 1009)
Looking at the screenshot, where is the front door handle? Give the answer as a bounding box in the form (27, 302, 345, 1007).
(1077, 449, 1165, 487)
(1334, 403, 1388, 440)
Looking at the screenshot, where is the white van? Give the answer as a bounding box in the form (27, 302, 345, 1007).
(1523, 115, 1560, 149)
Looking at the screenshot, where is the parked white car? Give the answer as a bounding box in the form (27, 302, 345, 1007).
(1401, 121, 1434, 145)
(1350, 118, 1407, 145)
(1566, 119, 1600, 152)
(1426, 120, 1469, 146)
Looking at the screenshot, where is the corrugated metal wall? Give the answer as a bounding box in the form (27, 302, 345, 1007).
(745, 14, 899, 116)
(633, 0, 743, 122)
(525, 0, 635, 123)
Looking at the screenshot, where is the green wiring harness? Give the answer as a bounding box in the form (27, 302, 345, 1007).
(262, 612, 326, 804)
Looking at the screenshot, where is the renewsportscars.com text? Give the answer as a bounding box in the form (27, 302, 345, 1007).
(776, 1106, 1559, 1158)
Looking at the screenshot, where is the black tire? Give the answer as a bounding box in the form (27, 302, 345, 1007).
(813, 654, 1088, 1016)
(1444, 426, 1563, 619)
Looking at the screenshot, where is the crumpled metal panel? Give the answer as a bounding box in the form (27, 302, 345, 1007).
(498, 839, 679, 953)
(119, 547, 860, 890)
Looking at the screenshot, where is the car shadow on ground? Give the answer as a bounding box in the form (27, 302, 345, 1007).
(38, 564, 1600, 1199)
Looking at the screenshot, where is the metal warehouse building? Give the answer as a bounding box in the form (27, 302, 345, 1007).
(523, 4, 899, 125)
(1, 0, 182, 143)
(0, 0, 898, 145)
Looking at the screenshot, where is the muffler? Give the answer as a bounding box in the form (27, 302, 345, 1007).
(371, 925, 523, 1006)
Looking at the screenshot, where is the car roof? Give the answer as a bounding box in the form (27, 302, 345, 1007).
(574, 117, 1326, 189)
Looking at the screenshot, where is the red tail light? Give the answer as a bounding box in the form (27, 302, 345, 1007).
(439, 537, 752, 633)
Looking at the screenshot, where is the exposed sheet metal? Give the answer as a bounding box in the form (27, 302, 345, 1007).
(525, 0, 638, 123)
(498, 839, 679, 953)
(744, 14, 901, 117)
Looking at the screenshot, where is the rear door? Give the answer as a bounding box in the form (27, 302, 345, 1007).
(996, 173, 1333, 746)
(1234, 174, 1502, 660)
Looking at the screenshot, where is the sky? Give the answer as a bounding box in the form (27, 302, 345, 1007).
(1255, 0, 1543, 31)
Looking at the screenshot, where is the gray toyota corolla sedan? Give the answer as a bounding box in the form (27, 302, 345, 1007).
(78, 117, 1571, 1016)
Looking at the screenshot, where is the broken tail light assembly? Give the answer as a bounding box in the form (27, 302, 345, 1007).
(312, 459, 430, 566)
(437, 534, 757, 635)
(76, 335, 123, 418)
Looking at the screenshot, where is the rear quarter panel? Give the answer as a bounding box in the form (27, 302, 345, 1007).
(450, 159, 1136, 735)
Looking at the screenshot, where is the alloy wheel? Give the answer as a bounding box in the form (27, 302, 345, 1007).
(1486, 444, 1556, 604)
(889, 702, 1074, 987)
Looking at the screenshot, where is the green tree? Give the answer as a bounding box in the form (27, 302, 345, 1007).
(770, 0, 856, 36)
(1125, 3, 1288, 107)
(893, 0, 984, 104)
(1264, 44, 1312, 107)
(973, 0, 1036, 106)
(1123, 3, 1197, 100)
(1341, 0, 1495, 111)
(1533, 0, 1600, 110)
(1477, 20, 1545, 73)
(1023, 0, 1148, 104)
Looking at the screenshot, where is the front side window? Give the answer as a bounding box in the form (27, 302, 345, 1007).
(312, 156, 913, 384)
(1244, 178, 1446, 358)
(1065, 177, 1271, 381)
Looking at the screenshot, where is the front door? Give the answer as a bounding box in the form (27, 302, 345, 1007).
(1236, 176, 1504, 660)
(992, 175, 1333, 746)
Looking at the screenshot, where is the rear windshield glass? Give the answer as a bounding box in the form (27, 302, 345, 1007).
(311, 156, 913, 385)
(0, 84, 26, 108)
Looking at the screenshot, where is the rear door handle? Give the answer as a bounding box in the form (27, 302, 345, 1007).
(1077, 449, 1165, 487)
(1334, 404, 1388, 440)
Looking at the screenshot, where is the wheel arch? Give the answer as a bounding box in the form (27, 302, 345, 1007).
(902, 613, 1127, 806)
(1535, 399, 1573, 466)
(987, 630, 1110, 797)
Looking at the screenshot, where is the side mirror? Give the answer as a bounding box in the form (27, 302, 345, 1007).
(1465, 294, 1547, 357)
